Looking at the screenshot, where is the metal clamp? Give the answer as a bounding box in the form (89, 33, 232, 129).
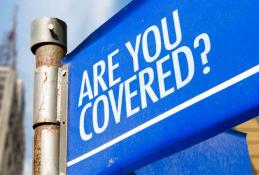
(33, 66, 59, 125)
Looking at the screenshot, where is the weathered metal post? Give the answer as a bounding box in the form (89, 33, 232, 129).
(31, 18, 67, 175)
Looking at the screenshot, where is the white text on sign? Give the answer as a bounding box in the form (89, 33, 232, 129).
(78, 10, 212, 141)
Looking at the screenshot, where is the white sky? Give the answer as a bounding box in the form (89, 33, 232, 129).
(1, 0, 132, 174)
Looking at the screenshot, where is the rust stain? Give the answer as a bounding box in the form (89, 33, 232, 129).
(43, 72, 48, 83)
(34, 127, 42, 175)
(35, 44, 65, 68)
(33, 125, 60, 175)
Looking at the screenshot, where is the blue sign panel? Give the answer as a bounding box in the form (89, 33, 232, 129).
(135, 131, 252, 175)
(63, 0, 259, 174)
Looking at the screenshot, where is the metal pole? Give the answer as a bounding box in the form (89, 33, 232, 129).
(31, 17, 67, 175)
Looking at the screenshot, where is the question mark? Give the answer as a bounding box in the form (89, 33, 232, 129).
(194, 33, 211, 74)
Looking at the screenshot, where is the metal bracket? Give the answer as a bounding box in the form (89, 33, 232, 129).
(58, 64, 69, 175)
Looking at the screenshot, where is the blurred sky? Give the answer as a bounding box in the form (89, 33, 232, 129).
(0, 0, 132, 174)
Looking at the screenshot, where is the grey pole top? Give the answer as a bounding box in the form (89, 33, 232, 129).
(31, 17, 67, 54)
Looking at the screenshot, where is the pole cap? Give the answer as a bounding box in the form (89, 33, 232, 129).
(31, 17, 67, 54)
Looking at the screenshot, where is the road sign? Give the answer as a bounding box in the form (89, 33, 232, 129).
(63, 0, 259, 174)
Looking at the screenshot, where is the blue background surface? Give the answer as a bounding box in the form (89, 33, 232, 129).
(134, 131, 252, 175)
(63, 0, 259, 174)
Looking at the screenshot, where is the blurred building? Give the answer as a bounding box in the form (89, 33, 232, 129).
(0, 67, 25, 175)
(0, 6, 25, 175)
(236, 118, 259, 174)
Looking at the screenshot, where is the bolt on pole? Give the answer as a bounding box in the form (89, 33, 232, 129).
(31, 17, 67, 175)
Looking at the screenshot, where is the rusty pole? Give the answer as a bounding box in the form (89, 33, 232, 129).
(31, 18, 67, 175)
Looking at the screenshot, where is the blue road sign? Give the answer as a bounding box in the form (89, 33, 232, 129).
(63, 0, 259, 174)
